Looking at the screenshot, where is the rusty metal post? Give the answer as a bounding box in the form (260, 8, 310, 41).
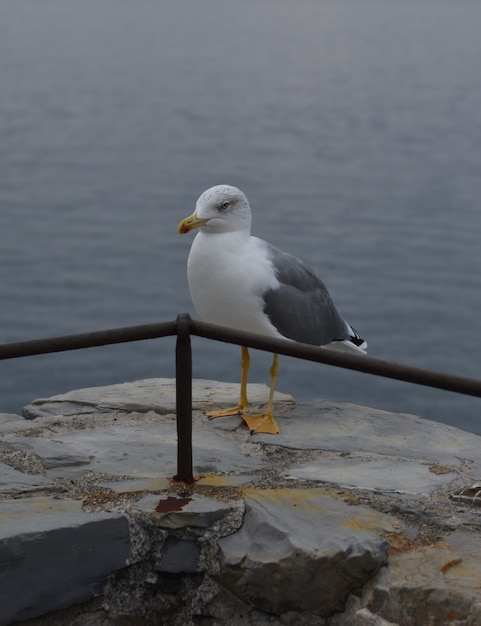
(174, 313, 194, 483)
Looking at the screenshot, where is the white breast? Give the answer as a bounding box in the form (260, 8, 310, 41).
(187, 231, 282, 337)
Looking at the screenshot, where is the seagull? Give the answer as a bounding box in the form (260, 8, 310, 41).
(178, 185, 366, 434)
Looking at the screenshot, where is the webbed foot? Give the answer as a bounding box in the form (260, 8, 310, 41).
(241, 410, 279, 435)
(206, 404, 246, 419)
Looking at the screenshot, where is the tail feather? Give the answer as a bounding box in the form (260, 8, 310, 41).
(348, 324, 367, 351)
(329, 324, 367, 354)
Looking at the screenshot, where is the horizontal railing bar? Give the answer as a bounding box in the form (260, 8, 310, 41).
(189, 319, 481, 399)
(0, 321, 177, 360)
(0, 315, 480, 400)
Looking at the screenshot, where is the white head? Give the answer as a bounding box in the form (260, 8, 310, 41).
(178, 185, 252, 235)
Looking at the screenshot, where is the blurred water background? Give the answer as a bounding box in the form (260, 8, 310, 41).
(1, 0, 481, 433)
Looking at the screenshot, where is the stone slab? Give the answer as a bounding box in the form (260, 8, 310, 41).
(1, 411, 263, 482)
(5, 436, 92, 469)
(52, 421, 262, 477)
(155, 537, 201, 573)
(134, 492, 233, 529)
(286, 457, 457, 494)
(100, 476, 172, 493)
(0, 413, 35, 433)
(256, 401, 481, 470)
(0, 461, 54, 493)
(22, 378, 294, 419)
(365, 530, 481, 625)
(0, 497, 132, 625)
(218, 487, 394, 616)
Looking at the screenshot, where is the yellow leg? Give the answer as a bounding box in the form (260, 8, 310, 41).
(241, 354, 280, 435)
(206, 346, 250, 418)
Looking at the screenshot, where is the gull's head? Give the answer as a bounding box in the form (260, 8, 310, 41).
(178, 185, 252, 235)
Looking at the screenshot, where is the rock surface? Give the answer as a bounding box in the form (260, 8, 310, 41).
(217, 487, 390, 616)
(1, 378, 481, 625)
(0, 498, 131, 624)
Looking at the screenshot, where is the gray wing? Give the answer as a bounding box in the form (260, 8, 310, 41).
(262, 242, 351, 346)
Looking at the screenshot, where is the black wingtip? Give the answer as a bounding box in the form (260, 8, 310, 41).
(349, 325, 365, 346)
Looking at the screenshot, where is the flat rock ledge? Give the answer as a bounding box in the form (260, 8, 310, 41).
(2, 379, 481, 625)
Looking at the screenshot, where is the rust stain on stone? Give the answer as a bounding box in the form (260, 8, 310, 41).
(155, 496, 191, 513)
(383, 532, 431, 555)
(441, 558, 463, 574)
(427, 463, 455, 475)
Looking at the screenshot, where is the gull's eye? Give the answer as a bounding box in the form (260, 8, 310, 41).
(220, 201, 230, 210)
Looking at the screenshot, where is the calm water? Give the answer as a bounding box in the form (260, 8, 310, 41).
(1, 0, 481, 433)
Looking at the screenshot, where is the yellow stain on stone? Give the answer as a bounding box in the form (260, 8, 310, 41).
(196, 474, 251, 488)
(383, 538, 481, 594)
(241, 486, 326, 508)
(238, 487, 397, 535)
(343, 511, 397, 534)
(109, 477, 171, 493)
(427, 463, 456, 476)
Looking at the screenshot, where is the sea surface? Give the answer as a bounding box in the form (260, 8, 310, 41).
(1, 0, 481, 433)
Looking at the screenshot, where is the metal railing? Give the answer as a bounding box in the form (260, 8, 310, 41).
(1, 312, 481, 483)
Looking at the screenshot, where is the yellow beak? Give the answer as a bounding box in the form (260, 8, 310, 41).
(178, 212, 209, 235)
